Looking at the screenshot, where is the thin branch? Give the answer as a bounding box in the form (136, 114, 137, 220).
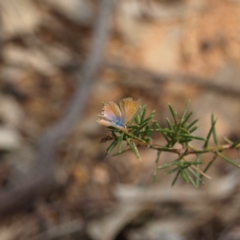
(105, 63, 240, 98)
(148, 143, 240, 155)
(0, 0, 114, 216)
(30, 219, 83, 240)
(190, 165, 211, 180)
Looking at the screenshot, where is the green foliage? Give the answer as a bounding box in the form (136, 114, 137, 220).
(99, 100, 240, 187)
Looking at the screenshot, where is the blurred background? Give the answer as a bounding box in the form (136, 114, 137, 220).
(1, 0, 240, 239)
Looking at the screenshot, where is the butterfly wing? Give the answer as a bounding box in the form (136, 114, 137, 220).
(97, 101, 125, 129)
(119, 98, 141, 124)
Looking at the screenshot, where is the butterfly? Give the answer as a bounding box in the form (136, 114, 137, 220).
(97, 98, 141, 131)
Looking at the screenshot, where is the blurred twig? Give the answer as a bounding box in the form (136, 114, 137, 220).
(105, 62, 240, 98)
(0, 0, 113, 215)
(31, 219, 83, 240)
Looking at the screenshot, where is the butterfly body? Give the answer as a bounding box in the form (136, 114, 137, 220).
(97, 98, 141, 131)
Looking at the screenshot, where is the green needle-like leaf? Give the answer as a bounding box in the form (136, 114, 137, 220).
(186, 170, 198, 187)
(172, 170, 181, 186)
(181, 100, 191, 123)
(140, 106, 146, 122)
(151, 120, 158, 129)
(188, 126, 198, 134)
(182, 161, 203, 165)
(179, 127, 189, 134)
(203, 117, 217, 148)
(181, 111, 193, 125)
(157, 128, 175, 134)
(223, 137, 233, 144)
(138, 119, 152, 129)
(127, 138, 141, 160)
(188, 135, 206, 141)
(140, 129, 153, 136)
(203, 155, 217, 174)
(211, 114, 219, 145)
(181, 169, 189, 182)
(158, 160, 179, 170)
(125, 132, 146, 143)
(135, 115, 141, 124)
(162, 132, 171, 143)
(168, 104, 178, 122)
(179, 137, 193, 143)
(166, 118, 173, 130)
(216, 151, 240, 167)
(155, 150, 161, 164)
(186, 119, 199, 130)
(166, 167, 180, 175)
(112, 148, 131, 156)
(118, 133, 124, 153)
(105, 139, 120, 157)
(188, 166, 201, 181)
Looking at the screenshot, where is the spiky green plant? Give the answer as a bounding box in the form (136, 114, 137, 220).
(98, 100, 240, 187)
